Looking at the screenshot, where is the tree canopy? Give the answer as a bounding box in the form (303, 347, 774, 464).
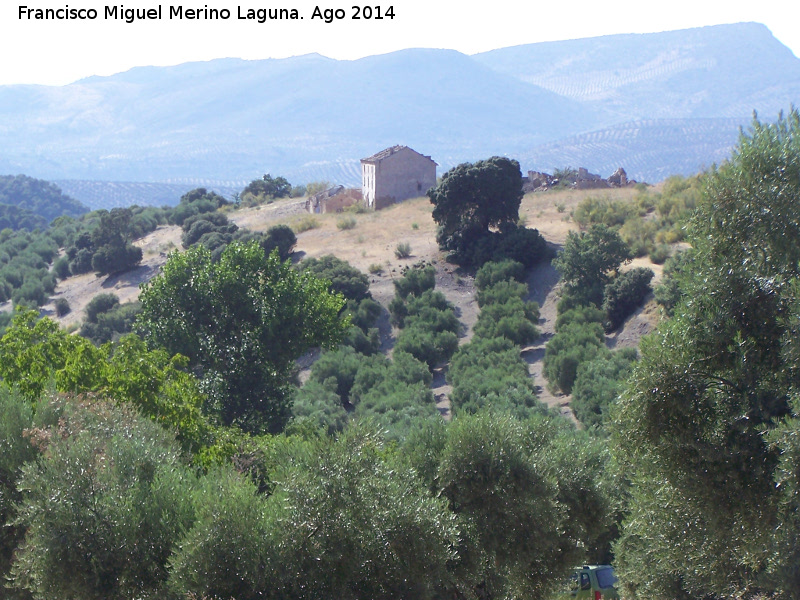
(429, 157, 525, 265)
(611, 109, 800, 599)
(136, 240, 348, 433)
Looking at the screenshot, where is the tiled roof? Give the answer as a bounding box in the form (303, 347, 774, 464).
(361, 145, 435, 163)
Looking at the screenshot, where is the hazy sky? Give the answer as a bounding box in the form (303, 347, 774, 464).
(2, 0, 798, 86)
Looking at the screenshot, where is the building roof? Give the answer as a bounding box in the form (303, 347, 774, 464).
(361, 145, 436, 164)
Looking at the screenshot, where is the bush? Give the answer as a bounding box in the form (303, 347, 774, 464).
(85, 293, 120, 323)
(395, 327, 458, 371)
(291, 215, 319, 233)
(336, 216, 357, 230)
(555, 305, 605, 332)
(91, 243, 142, 277)
(543, 322, 606, 394)
(393, 265, 435, 299)
(602, 267, 655, 332)
(303, 255, 371, 302)
(292, 378, 350, 435)
(52, 256, 70, 279)
(475, 259, 526, 290)
(395, 242, 412, 259)
(571, 348, 637, 428)
(10, 397, 196, 600)
(476, 279, 529, 307)
(472, 297, 540, 346)
(54, 297, 70, 317)
(79, 301, 141, 345)
(447, 336, 538, 416)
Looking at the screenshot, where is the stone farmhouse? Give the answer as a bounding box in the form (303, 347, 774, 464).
(361, 146, 437, 210)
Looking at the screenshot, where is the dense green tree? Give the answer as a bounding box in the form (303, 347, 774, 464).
(242, 173, 292, 202)
(437, 412, 573, 599)
(429, 157, 523, 263)
(137, 241, 347, 433)
(276, 425, 458, 600)
(611, 110, 800, 600)
(89, 208, 143, 276)
(601, 266, 654, 332)
(0, 174, 88, 222)
(554, 224, 632, 306)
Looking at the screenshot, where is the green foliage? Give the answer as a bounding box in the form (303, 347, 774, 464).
(393, 288, 461, 370)
(137, 241, 348, 433)
(89, 208, 143, 276)
(395, 326, 459, 371)
(571, 348, 637, 429)
(653, 249, 692, 316)
(241, 173, 292, 205)
(0, 174, 88, 222)
(553, 224, 632, 306)
(291, 378, 349, 435)
(602, 267, 654, 332)
(291, 214, 319, 233)
(472, 294, 540, 346)
(9, 397, 196, 600)
(610, 110, 800, 599)
(302, 254, 371, 302)
(543, 322, 606, 394)
(428, 157, 550, 268)
(84, 292, 120, 322)
(476, 279, 528, 307)
(276, 426, 458, 599)
(394, 241, 412, 258)
(0, 310, 210, 453)
(167, 466, 282, 600)
(555, 304, 606, 332)
(474, 259, 526, 290)
(393, 264, 435, 300)
(437, 412, 573, 599)
(53, 297, 70, 317)
(168, 188, 226, 227)
(448, 336, 539, 417)
(79, 301, 141, 345)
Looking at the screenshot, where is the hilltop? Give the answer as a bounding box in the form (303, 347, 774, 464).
(44, 186, 664, 418)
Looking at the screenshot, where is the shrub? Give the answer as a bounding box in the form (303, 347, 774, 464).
(602, 267, 655, 332)
(336, 216, 357, 230)
(303, 255, 371, 302)
(368, 263, 383, 274)
(395, 242, 412, 259)
(476, 279, 529, 307)
(649, 244, 670, 264)
(543, 322, 606, 394)
(555, 305, 605, 332)
(85, 293, 120, 323)
(291, 215, 319, 233)
(475, 259, 526, 290)
(447, 336, 538, 416)
(571, 348, 637, 428)
(54, 297, 71, 317)
(52, 256, 71, 279)
(292, 378, 350, 435)
(472, 297, 540, 346)
(10, 397, 196, 600)
(395, 327, 458, 371)
(393, 265, 435, 299)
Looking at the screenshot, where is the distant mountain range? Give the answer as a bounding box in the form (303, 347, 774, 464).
(1, 22, 798, 208)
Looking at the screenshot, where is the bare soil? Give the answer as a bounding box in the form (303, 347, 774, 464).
(39, 186, 667, 421)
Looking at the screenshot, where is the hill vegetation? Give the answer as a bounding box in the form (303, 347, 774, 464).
(2, 110, 800, 599)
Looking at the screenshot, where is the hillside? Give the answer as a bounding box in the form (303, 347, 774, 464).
(0, 174, 88, 223)
(45, 186, 663, 418)
(1, 22, 798, 203)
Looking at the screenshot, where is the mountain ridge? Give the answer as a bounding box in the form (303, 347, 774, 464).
(1, 22, 798, 206)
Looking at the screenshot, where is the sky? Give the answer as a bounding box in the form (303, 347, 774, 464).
(1, 0, 798, 86)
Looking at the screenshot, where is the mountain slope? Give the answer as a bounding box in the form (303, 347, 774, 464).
(474, 22, 800, 123)
(0, 49, 594, 182)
